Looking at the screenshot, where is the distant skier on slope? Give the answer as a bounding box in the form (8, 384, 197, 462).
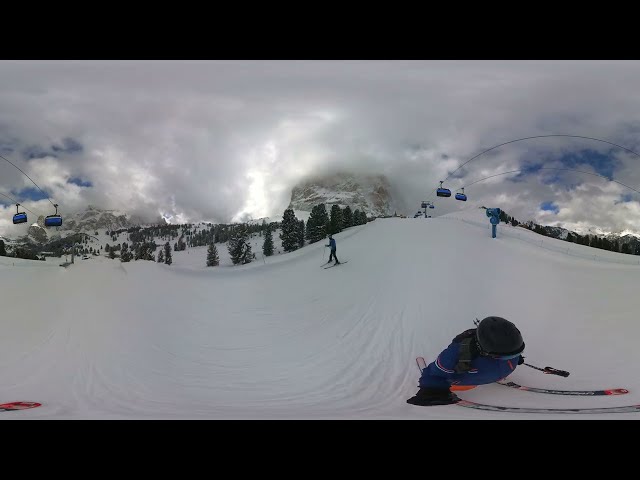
(325, 234, 340, 265)
(407, 316, 525, 406)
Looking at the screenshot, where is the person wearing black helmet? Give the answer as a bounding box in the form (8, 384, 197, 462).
(407, 316, 525, 406)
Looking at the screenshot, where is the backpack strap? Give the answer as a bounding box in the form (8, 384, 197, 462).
(451, 329, 479, 373)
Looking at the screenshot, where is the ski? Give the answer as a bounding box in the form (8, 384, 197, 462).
(324, 261, 348, 269)
(455, 401, 640, 414)
(0, 401, 41, 412)
(498, 381, 628, 396)
(413, 357, 638, 414)
(416, 357, 628, 396)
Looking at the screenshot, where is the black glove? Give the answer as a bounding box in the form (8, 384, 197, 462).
(518, 356, 525, 365)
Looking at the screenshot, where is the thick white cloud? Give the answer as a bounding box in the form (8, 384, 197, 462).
(2, 60, 640, 237)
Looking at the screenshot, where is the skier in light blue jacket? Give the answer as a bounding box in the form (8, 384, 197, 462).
(325, 234, 340, 265)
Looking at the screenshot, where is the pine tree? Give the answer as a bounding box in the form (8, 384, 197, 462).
(342, 206, 353, 228)
(353, 209, 362, 226)
(228, 224, 253, 264)
(280, 208, 299, 252)
(109, 249, 116, 259)
(0, 239, 5, 256)
(263, 224, 274, 256)
(120, 242, 132, 262)
(164, 242, 172, 265)
(329, 204, 343, 235)
(135, 243, 148, 261)
(206, 243, 220, 266)
(146, 242, 156, 260)
(297, 219, 305, 248)
(157, 249, 164, 263)
(306, 204, 329, 243)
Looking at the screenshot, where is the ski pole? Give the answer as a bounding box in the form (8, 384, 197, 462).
(524, 362, 570, 377)
(323, 246, 326, 261)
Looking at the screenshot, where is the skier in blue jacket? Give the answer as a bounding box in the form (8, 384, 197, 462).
(325, 234, 340, 265)
(407, 316, 525, 406)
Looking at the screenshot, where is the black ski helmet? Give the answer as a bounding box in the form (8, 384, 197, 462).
(476, 316, 524, 356)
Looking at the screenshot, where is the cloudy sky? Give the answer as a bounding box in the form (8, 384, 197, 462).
(2, 60, 640, 236)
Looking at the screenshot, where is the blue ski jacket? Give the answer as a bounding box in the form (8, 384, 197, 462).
(419, 330, 522, 389)
(326, 238, 336, 250)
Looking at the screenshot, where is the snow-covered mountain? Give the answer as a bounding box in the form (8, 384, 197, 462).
(288, 172, 398, 218)
(59, 205, 165, 233)
(517, 218, 640, 253)
(20, 205, 166, 244)
(521, 221, 571, 240)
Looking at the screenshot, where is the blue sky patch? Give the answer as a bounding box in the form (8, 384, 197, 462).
(556, 149, 617, 180)
(614, 193, 634, 205)
(508, 162, 543, 183)
(23, 137, 83, 160)
(12, 187, 49, 202)
(540, 171, 563, 185)
(68, 177, 92, 188)
(507, 150, 618, 190)
(23, 145, 54, 159)
(540, 201, 559, 214)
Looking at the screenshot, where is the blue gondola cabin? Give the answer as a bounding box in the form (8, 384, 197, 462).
(13, 212, 27, 224)
(45, 215, 62, 227)
(436, 181, 451, 197)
